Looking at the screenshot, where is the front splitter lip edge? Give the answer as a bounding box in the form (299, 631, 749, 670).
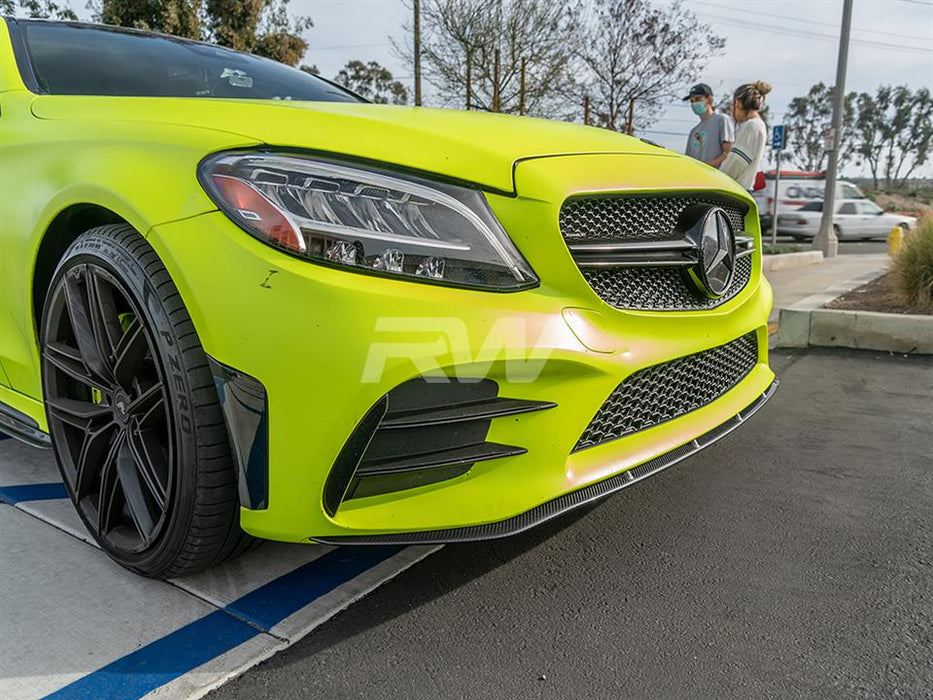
(311, 378, 779, 545)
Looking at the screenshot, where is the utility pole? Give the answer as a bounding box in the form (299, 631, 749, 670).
(771, 151, 782, 246)
(770, 124, 788, 246)
(625, 98, 635, 135)
(465, 50, 472, 110)
(413, 0, 422, 106)
(812, 0, 852, 258)
(492, 48, 501, 112)
(519, 57, 526, 116)
(583, 95, 590, 126)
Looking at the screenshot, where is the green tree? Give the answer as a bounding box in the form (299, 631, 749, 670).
(0, 0, 77, 19)
(100, 0, 201, 40)
(97, 0, 313, 66)
(853, 85, 933, 189)
(334, 60, 408, 105)
(784, 82, 856, 172)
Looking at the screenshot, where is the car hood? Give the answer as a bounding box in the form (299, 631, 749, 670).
(30, 96, 674, 193)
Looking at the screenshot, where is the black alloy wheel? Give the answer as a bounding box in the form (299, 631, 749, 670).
(41, 225, 250, 577)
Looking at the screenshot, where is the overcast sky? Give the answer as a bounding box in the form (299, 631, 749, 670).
(74, 0, 933, 176)
(302, 0, 933, 176)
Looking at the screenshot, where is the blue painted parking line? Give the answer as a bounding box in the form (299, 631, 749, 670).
(43, 545, 404, 700)
(0, 481, 68, 505)
(0, 438, 439, 699)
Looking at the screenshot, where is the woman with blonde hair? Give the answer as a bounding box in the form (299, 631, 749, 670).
(720, 81, 772, 190)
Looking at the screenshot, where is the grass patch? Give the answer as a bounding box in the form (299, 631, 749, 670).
(892, 217, 933, 313)
(761, 244, 802, 255)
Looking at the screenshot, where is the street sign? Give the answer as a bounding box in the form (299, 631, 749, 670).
(772, 124, 787, 151)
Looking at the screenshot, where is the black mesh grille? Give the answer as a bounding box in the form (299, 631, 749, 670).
(582, 255, 752, 311)
(575, 332, 759, 451)
(560, 194, 748, 242)
(560, 193, 752, 311)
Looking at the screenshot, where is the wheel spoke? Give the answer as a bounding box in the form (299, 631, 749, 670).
(74, 421, 118, 500)
(97, 433, 124, 536)
(46, 396, 112, 431)
(43, 342, 99, 388)
(86, 269, 123, 376)
(116, 438, 158, 543)
(113, 319, 149, 390)
(131, 382, 167, 429)
(127, 425, 168, 510)
(63, 267, 120, 383)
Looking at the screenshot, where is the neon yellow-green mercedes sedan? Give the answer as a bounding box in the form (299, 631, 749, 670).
(0, 18, 776, 577)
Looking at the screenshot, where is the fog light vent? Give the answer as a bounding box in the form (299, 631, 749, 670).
(323, 378, 555, 515)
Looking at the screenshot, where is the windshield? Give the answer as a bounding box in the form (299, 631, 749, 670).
(14, 21, 362, 103)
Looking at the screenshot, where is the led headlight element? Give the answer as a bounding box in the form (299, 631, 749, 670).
(199, 152, 538, 291)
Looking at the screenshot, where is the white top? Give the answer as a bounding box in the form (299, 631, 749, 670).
(720, 116, 767, 189)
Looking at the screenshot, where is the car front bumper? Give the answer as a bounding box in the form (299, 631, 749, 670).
(147, 153, 775, 543)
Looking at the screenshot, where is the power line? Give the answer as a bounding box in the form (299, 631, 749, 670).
(693, 10, 932, 54)
(640, 129, 690, 137)
(310, 42, 394, 50)
(690, 0, 933, 42)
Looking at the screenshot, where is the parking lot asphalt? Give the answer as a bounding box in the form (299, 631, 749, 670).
(211, 347, 933, 700)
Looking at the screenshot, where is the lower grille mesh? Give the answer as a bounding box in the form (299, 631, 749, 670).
(575, 332, 759, 451)
(582, 255, 752, 311)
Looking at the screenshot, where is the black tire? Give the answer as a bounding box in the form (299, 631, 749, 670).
(791, 234, 810, 242)
(40, 224, 251, 577)
(833, 224, 843, 240)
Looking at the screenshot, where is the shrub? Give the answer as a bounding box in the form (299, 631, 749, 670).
(893, 216, 933, 313)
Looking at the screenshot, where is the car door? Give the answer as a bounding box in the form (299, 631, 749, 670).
(835, 202, 859, 238)
(857, 201, 886, 236)
(0, 24, 14, 388)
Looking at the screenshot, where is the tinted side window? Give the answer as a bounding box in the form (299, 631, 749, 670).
(800, 202, 823, 212)
(18, 22, 361, 103)
(838, 203, 857, 215)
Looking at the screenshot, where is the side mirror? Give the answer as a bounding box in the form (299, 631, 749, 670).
(877, 210, 884, 215)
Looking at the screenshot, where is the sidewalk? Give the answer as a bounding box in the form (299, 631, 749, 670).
(765, 253, 889, 325)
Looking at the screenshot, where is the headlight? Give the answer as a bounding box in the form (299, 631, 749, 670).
(198, 151, 538, 291)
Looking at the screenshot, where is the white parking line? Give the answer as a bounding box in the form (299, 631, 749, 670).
(0, 435, 440, 699)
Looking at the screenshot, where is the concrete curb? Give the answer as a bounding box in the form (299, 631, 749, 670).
(775, 308, 933, 354)
(772, 263, 933, 354)
(762, 251, 824, 272)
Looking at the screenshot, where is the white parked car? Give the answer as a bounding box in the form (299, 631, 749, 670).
(777, 199, 917, 241)
(752, 174, 867, 227)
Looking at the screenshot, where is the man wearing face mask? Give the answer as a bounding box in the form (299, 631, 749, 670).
(683, 83, 733, 168)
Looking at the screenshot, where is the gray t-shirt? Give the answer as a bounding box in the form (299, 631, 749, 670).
(685, 113, 734, 164)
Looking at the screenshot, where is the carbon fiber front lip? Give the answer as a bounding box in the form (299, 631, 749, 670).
(311, 379, 779, 546)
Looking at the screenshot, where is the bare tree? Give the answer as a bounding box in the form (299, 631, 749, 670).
(578, 0, 725, 133)
(395, 0, 580, 118)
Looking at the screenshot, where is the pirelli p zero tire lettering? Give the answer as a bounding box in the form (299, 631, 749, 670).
(40, 224, 251, 578)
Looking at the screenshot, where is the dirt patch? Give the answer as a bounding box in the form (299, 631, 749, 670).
(873, 192, 933, 218)
(825, 272, 933, 316)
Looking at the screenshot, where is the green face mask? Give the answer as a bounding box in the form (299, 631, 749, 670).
(691, 102, 707, 116)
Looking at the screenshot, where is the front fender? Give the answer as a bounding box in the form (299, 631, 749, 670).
(0, 90, 259, 397)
